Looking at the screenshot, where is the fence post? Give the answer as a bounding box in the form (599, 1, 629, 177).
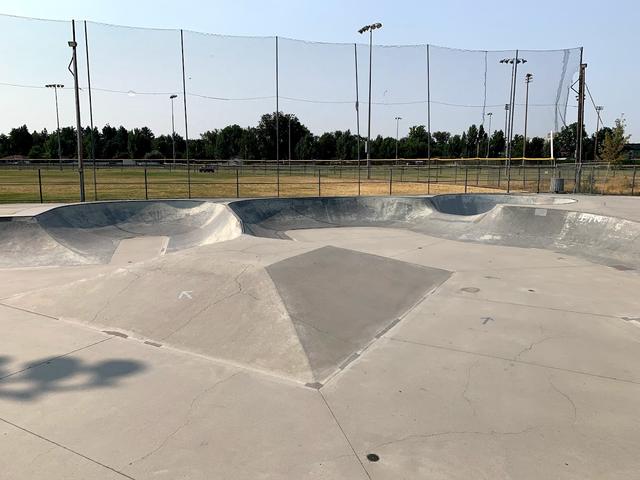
(537, 164, 541, 193)
(507, 164, 511, 193)
(277, 164, 280, 197)
(632, 166, 637, 196)
(144, 167, 148, 200)
(389, 168, 393, 195)
(236, 167, 240, 198)
(522, 166, 526, 191)
(497, 166, 501, 188)
(454, 164, 458, 184)
(427, 165, 431, 195)
(38, 169, 43, 203)
(358, 164, 361, 196)
(318, 168, 321, 197)
(464, 166, 468, 193)
(187, 163, 191, 199)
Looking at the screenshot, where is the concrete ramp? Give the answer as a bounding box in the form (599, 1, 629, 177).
(0, 200, 242, 267)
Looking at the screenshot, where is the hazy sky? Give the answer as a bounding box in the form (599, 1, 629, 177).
(0, 0, 635, 141)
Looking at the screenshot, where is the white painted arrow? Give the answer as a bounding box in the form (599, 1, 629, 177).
(178, 290, 193, 300)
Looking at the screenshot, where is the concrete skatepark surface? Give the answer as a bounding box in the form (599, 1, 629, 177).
(1, 193, 640, 479)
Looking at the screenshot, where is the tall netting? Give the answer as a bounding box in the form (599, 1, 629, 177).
(0, 13, 582, 161)
(279, 39, 356, 147)
(360, 44, 429, 140)
(0, 15, 73, 133)
(182, 31, 275, 137)
(77, 22, 183, 135)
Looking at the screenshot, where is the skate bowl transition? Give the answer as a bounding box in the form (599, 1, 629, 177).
(1, 194, 639, 269)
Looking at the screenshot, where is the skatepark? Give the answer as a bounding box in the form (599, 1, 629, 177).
(1, 193, 640, 479)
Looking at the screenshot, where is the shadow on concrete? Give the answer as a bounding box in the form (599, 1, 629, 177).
(0, 354, 145, 401)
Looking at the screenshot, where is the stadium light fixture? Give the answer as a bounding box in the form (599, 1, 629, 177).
(45, 84, 64, 170)
(169, 95, 178, 164)
(358, 22, 383, 178)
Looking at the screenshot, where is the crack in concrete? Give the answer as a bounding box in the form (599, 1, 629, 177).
(373, 426, 537, 450)
(128, 371, 241, 466)
(90, 271, 142, 324)
(462, 362, 479, 417)
(159, 265, 254, 341)
(548, 377, 578, 425)
(514, 335, 569, 361)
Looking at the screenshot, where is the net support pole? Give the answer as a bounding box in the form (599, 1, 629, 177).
(275, 36, 280, 167)
(70, 19, 85, 202)
(575, 49, 586, 193)
(180, 29, 191, 198)
(83, 21, 97, 201)
(427, 44, 432, 166)
(354, 43, 361, 196)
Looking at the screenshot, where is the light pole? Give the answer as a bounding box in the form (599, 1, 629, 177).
(523, 73, 533, 162)
(358, 22, 382, 179)
(499, 56, 527, 165)
(594, 105, 603, 161)
(45, 84, 64, 170)
(169, 94, 177, 165)
(394, 116, 402, 163)
(485, 112, 493, 158)
(288, 115, 292, 165)
(503, 103, 509, 160)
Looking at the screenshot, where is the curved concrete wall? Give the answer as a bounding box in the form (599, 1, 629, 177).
(0, 194, 637, 269)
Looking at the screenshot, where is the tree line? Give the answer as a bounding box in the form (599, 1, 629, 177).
(0, 112, 631, 163)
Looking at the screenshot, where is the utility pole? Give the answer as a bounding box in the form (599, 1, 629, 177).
(575, 61, 587, 192)
(68, 20, 85, 202)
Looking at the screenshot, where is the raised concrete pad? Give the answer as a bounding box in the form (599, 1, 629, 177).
(267, 246, 450, 382)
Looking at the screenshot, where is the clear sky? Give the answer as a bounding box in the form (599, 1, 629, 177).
(0, 0, 636, 140)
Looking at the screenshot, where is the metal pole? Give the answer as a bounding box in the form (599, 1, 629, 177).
(504, 104, 509, 161)
(318, 168, 321, 196)
(395, 116, 400, 163)
(594, 108, 601, 161)
(170, 95, 177, 164)
(354, 43, 361, 196)
(52, 87, 63, 170)
(486, 112, 492, 158)
(38, 169, 43, 203)
(632, 166, 637, 196)
(366, 28, 373, 179)
(84, 21, 97, 201)
(180, 30, 191, 198)
(144, 167, 148, 200)
(523, 73, 532, 162)
(464, 166, 468, 193)
(389, 167, 392, 195)
(508, 51, 519, 167)
(275, 36, 279, 166)
(426, 44, 431, 163)
(288, 116, 291, 165)
(70, 20, 85, 202)
(236, 167, 240, 198)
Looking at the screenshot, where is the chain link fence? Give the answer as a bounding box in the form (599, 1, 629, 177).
(1, 162, 637, 203)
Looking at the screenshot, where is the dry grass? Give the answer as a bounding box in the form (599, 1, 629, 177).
(0, 168, 505, 203)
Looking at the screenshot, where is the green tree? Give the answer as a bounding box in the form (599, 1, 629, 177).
(601, 118, 630, 164)
(8, 125, 33, 156)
